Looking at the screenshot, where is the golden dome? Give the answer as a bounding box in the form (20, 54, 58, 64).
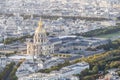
(38, 20, 43, 28)
(35, 20, 46, 34)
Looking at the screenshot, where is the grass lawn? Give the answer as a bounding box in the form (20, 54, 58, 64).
(97, 31, 120, 39)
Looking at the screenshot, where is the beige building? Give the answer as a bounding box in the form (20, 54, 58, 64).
(27, 20, 54, 58)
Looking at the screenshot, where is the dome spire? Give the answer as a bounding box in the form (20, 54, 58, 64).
(38, 18, 43, 28)
(35, 18, 46, 34)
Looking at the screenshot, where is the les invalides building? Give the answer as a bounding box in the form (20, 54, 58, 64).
(27, 20, 54, 59)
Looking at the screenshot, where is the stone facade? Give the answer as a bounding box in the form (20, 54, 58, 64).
(27, 20, 54, 58)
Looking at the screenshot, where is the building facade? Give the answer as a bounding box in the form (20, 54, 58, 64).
(18, 62, 89, 80)
(27, 20, 54, 58)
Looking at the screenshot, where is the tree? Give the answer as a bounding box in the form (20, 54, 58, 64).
(84, 76, 95, 80)
(92, 66, 99, 73)
(109, 61, 120, 68)
(81, 69, 89, 76)
(118, 71, 120, 76)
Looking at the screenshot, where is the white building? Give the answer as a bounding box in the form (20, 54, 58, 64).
(27, 20, 54, 58)
(19, 62, 89, 80)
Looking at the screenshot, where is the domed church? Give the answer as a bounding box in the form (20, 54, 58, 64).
(27, 20, 54, 58)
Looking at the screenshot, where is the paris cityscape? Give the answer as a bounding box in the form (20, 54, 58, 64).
(0, 0, 120, 80)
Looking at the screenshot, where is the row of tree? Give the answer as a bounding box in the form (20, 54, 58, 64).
(0, 60, 24, 80)
(39, 61, 71, 73)
(4, 35, 33, 44)
(97, 39, 120, 50)
(9, 60, 24, 80)
(76, 25, 120, 37)
(0, 62, 15, 80)
(75, 47, 120, 80)
(3, 32, 51, 45)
